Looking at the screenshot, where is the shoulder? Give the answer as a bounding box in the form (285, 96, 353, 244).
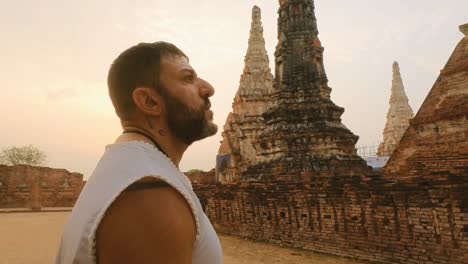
(96, 177, 196, 264)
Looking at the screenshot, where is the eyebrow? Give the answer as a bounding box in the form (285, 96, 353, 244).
(180, 68, 197, 76)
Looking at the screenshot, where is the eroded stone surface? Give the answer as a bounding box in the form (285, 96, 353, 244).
(185, 169, 216, 184)
(216, 6, 273, 183)
(250, 0, 364, 180)
(377, 62, 414, 157)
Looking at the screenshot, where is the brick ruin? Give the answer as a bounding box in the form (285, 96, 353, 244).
(0, 165, 85, 209)
(383, 26, 468, 184)
(185, 169, 216, 184)
(377, 62, 414, 157)
(216, 5, 273, 183)
(193, 2, 468, 263)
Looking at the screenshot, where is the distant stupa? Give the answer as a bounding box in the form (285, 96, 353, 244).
(215, 6, 273, 183)
(377, 61, 414, 157)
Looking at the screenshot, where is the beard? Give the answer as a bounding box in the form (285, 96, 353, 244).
(160, 88, 218, 145)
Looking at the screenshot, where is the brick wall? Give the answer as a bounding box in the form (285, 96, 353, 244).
(194, 172, 467, 263)
(0, 165, 85, 208)
(185, 169, 217, 184)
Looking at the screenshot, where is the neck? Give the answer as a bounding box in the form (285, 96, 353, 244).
(118, 124, 188, 167)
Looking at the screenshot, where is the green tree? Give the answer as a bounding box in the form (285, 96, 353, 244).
(0, 145, 47, 166)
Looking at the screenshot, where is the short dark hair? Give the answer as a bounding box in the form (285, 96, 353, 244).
(107, 41, 188, 119)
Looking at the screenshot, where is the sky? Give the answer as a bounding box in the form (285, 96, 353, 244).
(1, 0, 467, 179)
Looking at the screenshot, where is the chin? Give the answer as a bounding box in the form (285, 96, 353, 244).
(203, 121, 218, 137)
(197, 119, 217, 139)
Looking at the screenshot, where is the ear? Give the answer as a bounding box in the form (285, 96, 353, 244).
(132, 87, 163, 116)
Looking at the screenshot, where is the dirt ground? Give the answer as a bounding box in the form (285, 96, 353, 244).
(0, 212, 364, 264)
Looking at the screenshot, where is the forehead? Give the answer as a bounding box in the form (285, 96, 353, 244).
(160, 55, 192, 76)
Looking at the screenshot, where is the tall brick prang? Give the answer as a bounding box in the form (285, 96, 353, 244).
(256, 0, 359, 160)
(249, 0, 365, 179)
(216, 6, 273, 183)
(377, 62, 414, 157)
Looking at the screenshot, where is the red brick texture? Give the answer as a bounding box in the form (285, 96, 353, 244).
(193, 30, 468, 263)
(0, 165, 85, 209)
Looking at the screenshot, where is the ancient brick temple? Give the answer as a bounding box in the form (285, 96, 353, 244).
(185, 169, 216, 184)
(0, 165, 85, 209)
(193, 1, 468, 263)
(384, 24, 468, 183)
(216, 5, 273, 183)
(377, 62, 414, 157)
(247, 0, 366, 180)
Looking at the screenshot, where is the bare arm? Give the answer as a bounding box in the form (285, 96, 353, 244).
(96, 179, 196, 264)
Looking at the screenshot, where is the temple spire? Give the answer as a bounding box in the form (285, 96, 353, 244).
(251, 0, 362, 174)
(246, 6, 266, 59)
(238, 5, 272, 96)
(377, 61, 414, 157)
(384, 23, 468, 181)
(215, 6, 273, 182)
(390, 62, 412, 105)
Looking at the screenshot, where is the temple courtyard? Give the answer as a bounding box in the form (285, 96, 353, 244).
(0, 211, 365, 264)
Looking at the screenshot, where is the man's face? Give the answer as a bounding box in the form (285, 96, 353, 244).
(157, 55, 218, 145)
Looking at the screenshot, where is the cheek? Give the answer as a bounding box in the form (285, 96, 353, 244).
(184, 90, 204, 109)
(170, 83, 204, 110)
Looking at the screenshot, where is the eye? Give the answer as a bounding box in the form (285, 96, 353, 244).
(184, 75, 194, 82)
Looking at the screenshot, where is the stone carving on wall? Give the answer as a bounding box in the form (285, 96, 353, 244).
(17, 182, 28, 189)
(61, 177, 70, 189)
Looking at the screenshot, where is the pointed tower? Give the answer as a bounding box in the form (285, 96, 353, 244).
(384, 23, 468, 182)
(377, 62, 414, 157)
(216, 6, 273, 183)
(249, 0, 364, 177)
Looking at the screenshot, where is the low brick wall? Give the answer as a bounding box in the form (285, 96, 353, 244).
(194, 172, 468, 263)
(0, 165, 85, 209)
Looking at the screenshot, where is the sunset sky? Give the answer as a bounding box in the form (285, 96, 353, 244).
(1, 0, 467, 179)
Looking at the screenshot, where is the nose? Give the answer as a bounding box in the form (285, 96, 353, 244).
(198, 78, 215, 98)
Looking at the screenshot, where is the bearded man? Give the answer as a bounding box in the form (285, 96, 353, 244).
(56, 42, 223, 264)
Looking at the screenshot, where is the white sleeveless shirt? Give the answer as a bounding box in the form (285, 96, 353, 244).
(55, 141, 223, 264)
